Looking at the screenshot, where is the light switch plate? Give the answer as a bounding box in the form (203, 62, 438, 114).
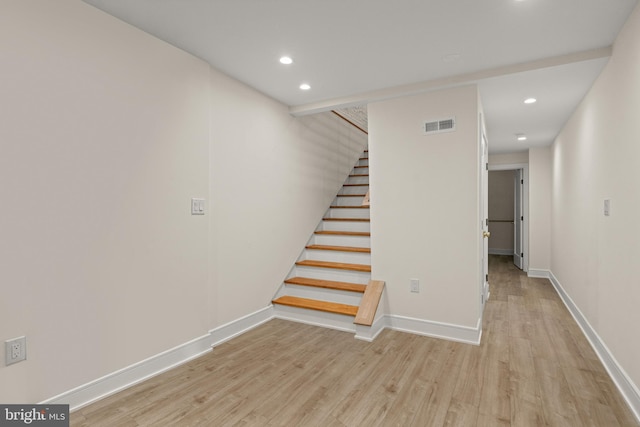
(604, 199, 611, 216)
(191, 198, 205, 215)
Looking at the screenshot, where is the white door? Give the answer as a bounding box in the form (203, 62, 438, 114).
(481, 132, 490, 304)
(513, 169, 524, 269)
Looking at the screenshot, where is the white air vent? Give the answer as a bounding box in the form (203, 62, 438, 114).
(423, 117, 456, 135)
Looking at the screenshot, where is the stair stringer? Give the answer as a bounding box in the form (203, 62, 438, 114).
(355, 286, 389, 342)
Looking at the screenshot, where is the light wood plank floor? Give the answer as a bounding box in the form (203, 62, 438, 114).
(71, 256, 638, 426)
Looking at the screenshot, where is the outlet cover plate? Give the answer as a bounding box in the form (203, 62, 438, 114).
(5, 336, 26, 366)
(410, 279, 420, 293)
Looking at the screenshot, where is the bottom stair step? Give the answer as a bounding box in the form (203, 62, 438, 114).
(272, 296, 358, 316)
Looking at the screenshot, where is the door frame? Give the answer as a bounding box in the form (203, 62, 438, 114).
(480, 133, 489, 308)
(488, 162, 529, 273)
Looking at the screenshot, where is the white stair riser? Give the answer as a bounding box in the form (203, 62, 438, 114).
(283, 285, 363, 306)
(303, 249, 371, 265)
(333, 196, 366, 206)
(273, 147, 375, 336)
(313, 234, 370, 247)
(346, 176, 369, 185)
(325, 208, 370, 219)
(273, 305, 357, 333)
(339, 186, 369, 195)
(319, 221, 370, 233)
(294, 265, 371, 284)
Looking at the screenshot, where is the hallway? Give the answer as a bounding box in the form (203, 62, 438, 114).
(71, 256, 638, 426)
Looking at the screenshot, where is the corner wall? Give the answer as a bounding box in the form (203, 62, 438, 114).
(0, 0, 211, 403)
(528, 147, 551, 273)
(551, 2, 640, 417)
(369, 85, 481, 337)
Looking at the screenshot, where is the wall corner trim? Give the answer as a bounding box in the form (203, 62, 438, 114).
(387, 315, 482, 346)
(549, 271, 640, 423)
(42, 333, 214, 412)
(354, 315, 388, 342)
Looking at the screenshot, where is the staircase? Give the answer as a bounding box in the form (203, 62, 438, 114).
(272, 149, 384, 339)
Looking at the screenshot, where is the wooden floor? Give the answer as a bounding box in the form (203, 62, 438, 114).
(71, 256, 638, 426)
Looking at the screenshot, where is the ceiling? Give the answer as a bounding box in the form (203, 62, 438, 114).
(83, 0, 637, 153)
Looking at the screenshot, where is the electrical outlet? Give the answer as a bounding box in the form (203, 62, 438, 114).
(410, 279, 420, 293)
(5, 336, 26, 366)
(11, 342, 20, 359)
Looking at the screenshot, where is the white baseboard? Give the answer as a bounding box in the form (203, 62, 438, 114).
(527, 269, 550, 279)
(549, 272, 640, 423)
(210, 306, 274, 347)
(45, 307, 276, 412)
(489, 248, 513, 256)
(354, 315, 387, 342)
(41, 306, 484, 412)
(42, 333, 214, 412)
(387, 315, 482, 346)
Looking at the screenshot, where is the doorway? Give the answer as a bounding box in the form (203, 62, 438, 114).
(488, 164, 528, 272)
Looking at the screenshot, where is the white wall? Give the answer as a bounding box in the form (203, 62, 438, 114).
(0, 0, 211, 403)
(489, 151, 528, 166)
(528, 147, 551, 272)
(369, 85, 481, 329)
(551, 1, 640, 403)
(0, 0, 367, 404)
(208, 71, 367, 327)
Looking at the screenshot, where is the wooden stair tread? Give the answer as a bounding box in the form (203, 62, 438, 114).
(337, 194, 367, 197)
(354, 165, 368, 169)
(354, 280, 385, 326)
(272, 296, 358, 316)
(306, 244, 371, 253)
(349, 174, 369, 177)
(323, 218, 370, 222)
(342, 184, 369, 187)
(330, 205, 369, 209)
(315, 230, 370, 236)
(296, 260, 371, 272)
(284, 277, 366, 293)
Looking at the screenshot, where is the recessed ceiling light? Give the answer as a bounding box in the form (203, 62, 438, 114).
(524, 98, 537, 104)
(517, 134, 527, 141)
(279, 56, 293, 65)
(299, 83, 311, 90)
